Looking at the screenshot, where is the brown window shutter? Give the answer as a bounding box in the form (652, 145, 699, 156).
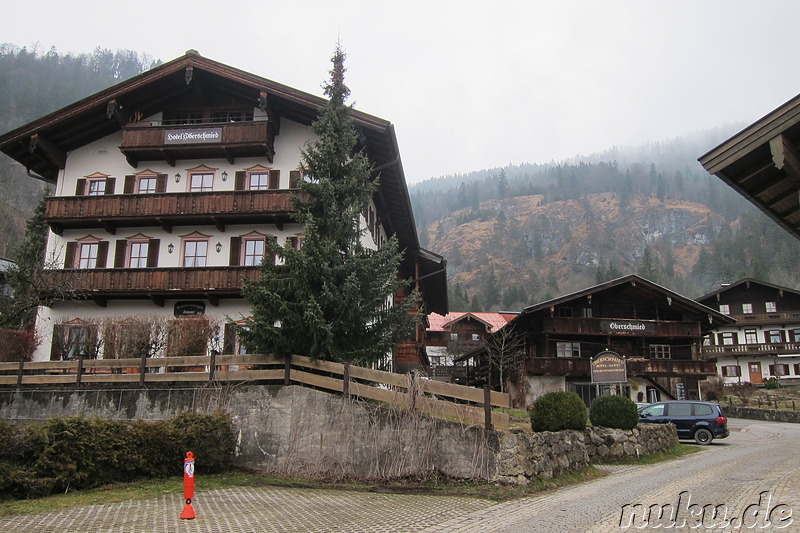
(50, 324, 68, 360)
(289, 170, 300, 188)
(229, 236, 241, 266)
(156, 174, 167, 193)
(234, 171, 246, 191)
(223, 322, 236, 354)
(105, 178, 116, 195)
(147, 239, 160, 267)
(114, 239, 128, 268)
(124, 175, 136, 194)
(96, 241, 109, 269)
(75, 179, 87, 196)
(64, 242, 77, 268)
(269, 169, 280, 189)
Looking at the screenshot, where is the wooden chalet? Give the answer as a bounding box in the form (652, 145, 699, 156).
(465, 275, 733, 407)
(697, 278, 800, 385)
(0, 50, 447, 370)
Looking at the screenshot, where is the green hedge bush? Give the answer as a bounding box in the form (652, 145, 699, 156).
(589, 395, 640, 430)
(529, 391, 587, 432)
(0, 412, 235, 500)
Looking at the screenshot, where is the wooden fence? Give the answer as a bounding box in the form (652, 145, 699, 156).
(0, 354, 511, 429)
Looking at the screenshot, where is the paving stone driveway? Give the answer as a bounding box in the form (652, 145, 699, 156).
(3, 418, 799, 532)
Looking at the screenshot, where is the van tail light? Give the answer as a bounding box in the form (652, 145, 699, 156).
(716, 416, 727, 426)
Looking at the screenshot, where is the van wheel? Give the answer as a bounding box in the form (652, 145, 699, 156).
(694, 428, 713, 445)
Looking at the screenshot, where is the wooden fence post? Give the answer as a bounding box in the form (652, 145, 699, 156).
(342, 361, 350, 398)
(76, 355, 84, 386)
(208, 351, 216, 382)
(16, 356, 25, 388)
(284, 355, 291, 385)
(484, 384, 493, 431)
(139, 353, 147, 387)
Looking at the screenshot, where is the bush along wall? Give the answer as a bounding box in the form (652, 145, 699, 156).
(0, 412, 235, 500)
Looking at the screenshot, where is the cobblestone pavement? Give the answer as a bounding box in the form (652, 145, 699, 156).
(2, 418, 798, 532)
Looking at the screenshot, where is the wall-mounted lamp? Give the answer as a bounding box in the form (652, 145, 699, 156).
(168, 243, 174, 254)
(215, 241, 222, 253)
(174, 172, 181, 183)
(221, 170, 228, 182)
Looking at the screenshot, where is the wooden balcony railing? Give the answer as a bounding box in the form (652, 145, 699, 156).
(120, 120, 275, 166)
(44, 266, 260, 304)
(726, 312, 800, 326)
(542, 317, 700, 337)
(700, 342, 800, 357)
(525, 357, 717, 377)
(45, 190, 299, 234)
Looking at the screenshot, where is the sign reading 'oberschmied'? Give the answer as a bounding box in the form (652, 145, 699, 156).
(600, 319, 656, 335)
(591, 350, 628, 383)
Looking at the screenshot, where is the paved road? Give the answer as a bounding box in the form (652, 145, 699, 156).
(2, 418, 798, 532)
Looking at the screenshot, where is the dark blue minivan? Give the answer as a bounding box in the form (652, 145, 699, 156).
(639, 401, 729, 445)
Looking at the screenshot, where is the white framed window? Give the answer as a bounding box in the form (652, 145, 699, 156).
(189, 173, 213, 192)
(742, 303, 753, 314)
(744, 329, 758, 344)
(719, 304, 730, 315)
(722, 365, 740, 377)
(129, 241, 149, 268)
(78, 242, 99, 269)
(243, 238, 265, 266)
(720, 332, 736, 345)
(181, 232, 211, 267)
(249, 173, 269, 190)
(137, 176, 158, 194)
(766, 301, 777, 313)
(768, 330, 783, 344)
(87, 179, 106, 196)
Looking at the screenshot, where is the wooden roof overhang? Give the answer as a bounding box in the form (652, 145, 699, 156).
(507, 274, 735, 333)
(0, 51, 447, 313)
(699, 93, 800, 240)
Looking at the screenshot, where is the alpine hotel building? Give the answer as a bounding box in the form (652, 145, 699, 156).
(0, 51, 447, 369)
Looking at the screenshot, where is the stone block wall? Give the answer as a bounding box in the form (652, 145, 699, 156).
(724, 406, 800, 423)
(584, 424, 677, 463)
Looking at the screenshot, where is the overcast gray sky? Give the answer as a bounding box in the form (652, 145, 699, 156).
(3, 1, 800, 183)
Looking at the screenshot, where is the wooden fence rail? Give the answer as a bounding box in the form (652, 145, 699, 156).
(0, 354, 511, 429)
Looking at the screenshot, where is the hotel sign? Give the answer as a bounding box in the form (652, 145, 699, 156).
(591, 350, 627, 384)
(600, 319, 656, 335)
(164, 128, 222, 144)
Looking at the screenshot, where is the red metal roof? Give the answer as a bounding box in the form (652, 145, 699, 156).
(427, 312, 515, 333)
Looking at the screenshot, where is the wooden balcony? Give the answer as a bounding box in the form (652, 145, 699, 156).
(726, 312, 800, 326)
(120, 120, 275, 167)
(700, 342, 800, 358)
(44, 266, 260, 305)
(525, 357, 717, 377)
(542, 317, 700, 337)
(45, 190, 299, 234)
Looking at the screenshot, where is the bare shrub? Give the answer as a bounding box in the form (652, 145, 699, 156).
(0, 328, 38, 362)
(700, 375, 726, 401)
(727, 381, 756, 406)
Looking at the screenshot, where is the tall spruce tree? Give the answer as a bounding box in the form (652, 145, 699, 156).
(240, 45, 418, 365)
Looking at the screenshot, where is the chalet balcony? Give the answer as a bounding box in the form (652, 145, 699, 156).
(43, 266, 260, 305)
(120, 120, 275, 167)
(542, 317, 700, 338)
(700, 342, 800, 358)
(726, 312, 800, 326)
(45, 190, 299, 234)
(525, 357, 717, 377)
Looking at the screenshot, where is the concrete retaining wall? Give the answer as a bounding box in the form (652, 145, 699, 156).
(0, 385, 677, 483)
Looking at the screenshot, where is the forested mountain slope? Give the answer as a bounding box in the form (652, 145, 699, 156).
(0, 44, 158, 257)
(411, 133, 800, 311)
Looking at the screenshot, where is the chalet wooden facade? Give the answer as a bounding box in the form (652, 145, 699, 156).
(484, 275, 733, 407)
(0, 50, 447, 370)
(696, 279, 800, 385)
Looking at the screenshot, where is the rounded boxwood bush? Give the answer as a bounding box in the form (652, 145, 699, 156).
(529, 391, 587, 432)
(589, 395, 639, 430)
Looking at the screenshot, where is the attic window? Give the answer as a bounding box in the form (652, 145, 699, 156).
(211, 110, 253, 123)
(163, 111, 203, 125)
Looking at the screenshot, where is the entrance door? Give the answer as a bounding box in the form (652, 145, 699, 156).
(748, 362, 763, 384)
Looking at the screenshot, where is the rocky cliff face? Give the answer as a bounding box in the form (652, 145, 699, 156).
(426, 192, 726, 308)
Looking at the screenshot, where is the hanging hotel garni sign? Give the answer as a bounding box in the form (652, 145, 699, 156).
(591, 350, 628, 384)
